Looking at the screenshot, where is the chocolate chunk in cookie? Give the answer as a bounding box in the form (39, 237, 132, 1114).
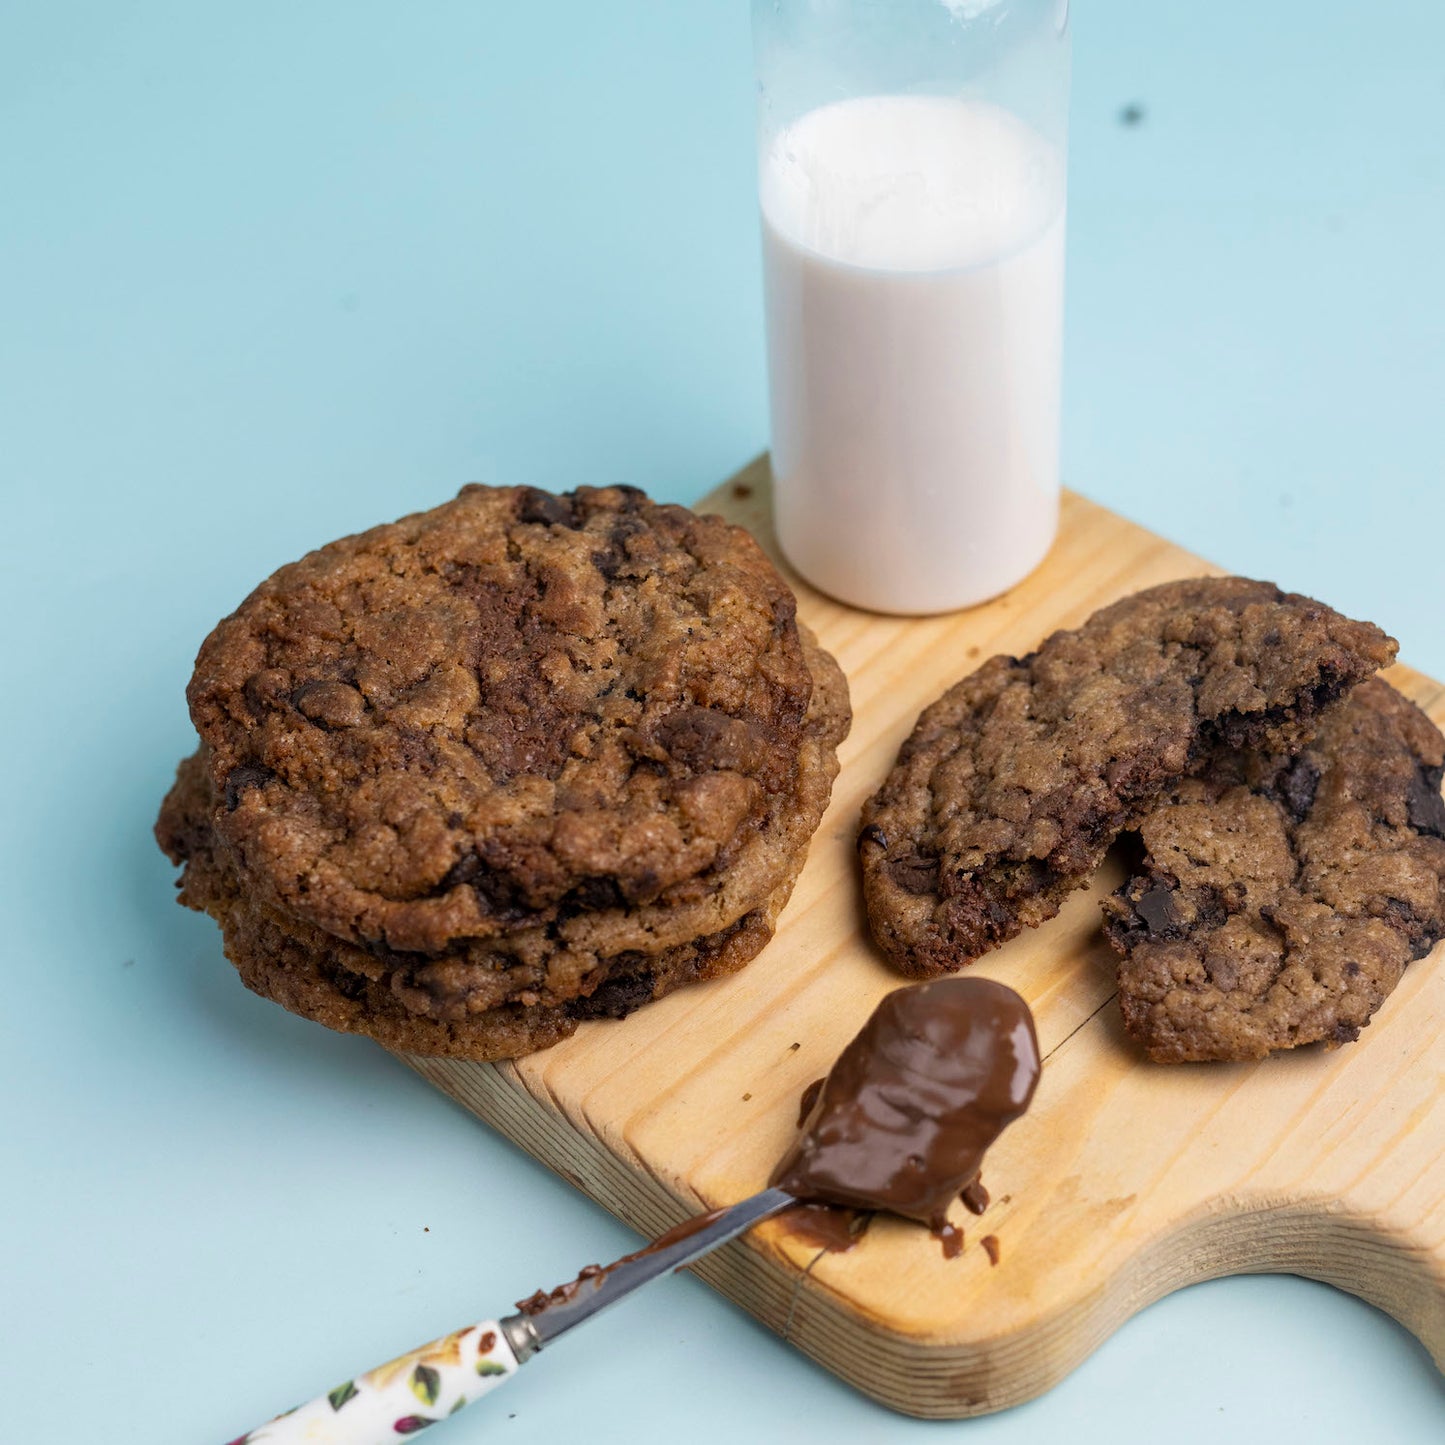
(1102, 679, 1445, 1061)
(860, 577, 1396, 977)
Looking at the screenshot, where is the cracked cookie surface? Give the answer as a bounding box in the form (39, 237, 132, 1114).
(860, 577, 1396, 977)
(1102, 678, 1445, 1061)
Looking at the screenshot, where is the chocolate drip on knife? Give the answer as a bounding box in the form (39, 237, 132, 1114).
(770, 977, 1040, 1252)
(515, 1208, 730, 1315)
(230, 981, 1046, 1438)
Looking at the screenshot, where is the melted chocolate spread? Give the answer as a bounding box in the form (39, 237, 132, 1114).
(520, 979, 1040, 1302)
(775, 1200, 870, 1254)
(797, 1078, 825, 1128)
(770, 977, 1040, 1244)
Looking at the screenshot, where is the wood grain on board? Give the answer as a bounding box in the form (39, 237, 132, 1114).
(403, 456, 1445, 1418)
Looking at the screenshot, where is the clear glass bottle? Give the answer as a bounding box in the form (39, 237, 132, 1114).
(753, 0, 1071, 614)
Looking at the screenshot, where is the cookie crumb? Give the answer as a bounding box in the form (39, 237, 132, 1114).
(789, 1041, 801, 1052)
(742, 1092, 752, 1101)
(981, 1234, 1001, 1266)
(732, 481, 753, 499)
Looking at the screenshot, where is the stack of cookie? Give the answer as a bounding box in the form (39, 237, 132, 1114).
(157, 484, 850, 1059)
(860, 577, 1445, 1061)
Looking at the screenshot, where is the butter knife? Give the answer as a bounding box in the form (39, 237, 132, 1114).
(227, 1188, 794, 1444)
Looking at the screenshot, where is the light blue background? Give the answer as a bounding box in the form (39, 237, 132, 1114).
(3, 2, 1443, 1440)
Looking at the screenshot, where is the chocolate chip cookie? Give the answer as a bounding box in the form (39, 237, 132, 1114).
(860, 578, 1396, 977)
(1102, 678, 1445, 1062)
(187, 484, 830, 954)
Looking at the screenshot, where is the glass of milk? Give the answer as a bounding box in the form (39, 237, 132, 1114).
(753, 0, 1070, 614)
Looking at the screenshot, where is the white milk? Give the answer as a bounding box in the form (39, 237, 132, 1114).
(760, 95, 1066, 614)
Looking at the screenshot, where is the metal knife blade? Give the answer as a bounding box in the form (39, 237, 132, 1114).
(500, 1186, 796, 1360)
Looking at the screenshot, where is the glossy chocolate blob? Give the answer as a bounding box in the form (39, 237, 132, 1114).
(771, 977, 1040, 1231)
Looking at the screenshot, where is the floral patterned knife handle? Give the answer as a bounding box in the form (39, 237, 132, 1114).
(223, 1188, 792, 1444)
(226, 1321, 518, 1444)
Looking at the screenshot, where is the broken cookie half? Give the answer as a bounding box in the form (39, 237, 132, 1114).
(860, 576, 1397, 978)
(1102, 679, 1445, 1062)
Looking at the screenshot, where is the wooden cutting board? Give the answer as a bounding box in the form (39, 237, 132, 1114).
(402, 456, 1445, 1418)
